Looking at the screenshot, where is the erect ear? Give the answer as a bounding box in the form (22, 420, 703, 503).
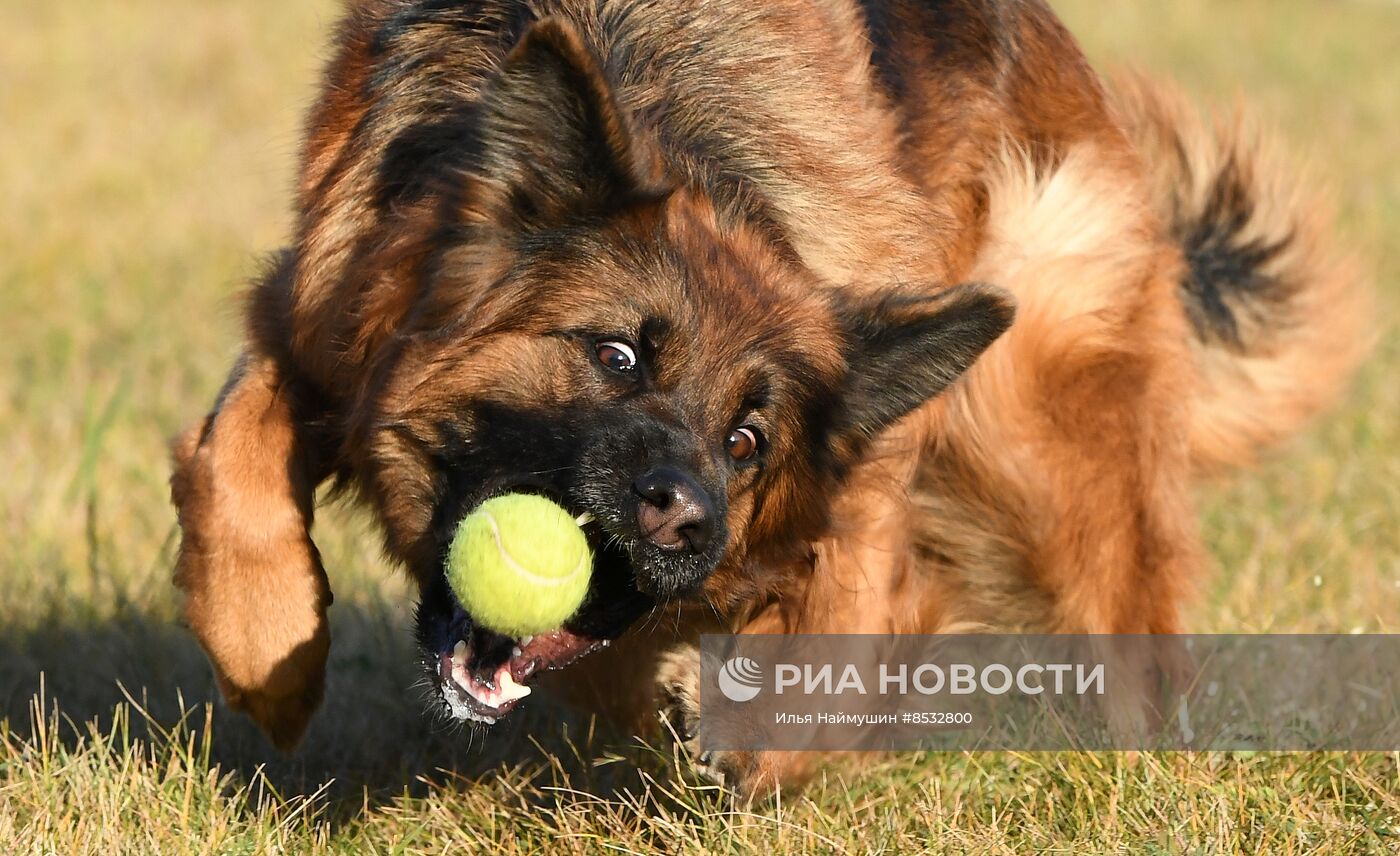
(170, 353, 333, 751)
(836, 282, 1015, 442)
(469, 16, 671, 229)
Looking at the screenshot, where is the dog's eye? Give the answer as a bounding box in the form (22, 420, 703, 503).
(725, 426, 761, 462)
(595, 340, 638, 373)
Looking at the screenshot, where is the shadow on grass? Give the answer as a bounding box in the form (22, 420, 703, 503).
(0, 594, 695, 827)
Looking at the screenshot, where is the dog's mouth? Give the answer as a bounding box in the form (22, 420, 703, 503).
(424, 490, 655, 723)
(436, 624, 609, 721)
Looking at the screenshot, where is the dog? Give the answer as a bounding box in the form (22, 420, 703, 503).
(170, 0, 1369, 797)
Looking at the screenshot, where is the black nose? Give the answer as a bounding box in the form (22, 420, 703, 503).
(633, 466, 715, 553)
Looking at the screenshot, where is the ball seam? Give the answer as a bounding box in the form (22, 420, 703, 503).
(481, 510, 587, 586)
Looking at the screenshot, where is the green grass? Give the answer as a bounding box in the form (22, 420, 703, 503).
(1, 0, 1397, 851)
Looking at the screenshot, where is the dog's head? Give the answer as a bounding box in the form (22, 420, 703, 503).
(366, 193, 1010, 721)
(171, 16, 1012, 740)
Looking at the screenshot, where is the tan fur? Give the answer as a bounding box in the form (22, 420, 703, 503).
(917, 141, 1198, 634)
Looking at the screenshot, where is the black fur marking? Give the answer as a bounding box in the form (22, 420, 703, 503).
(1177, 156, 1295, 350)
(375, 107, 484, 212)
(855, 0, 910, 104)
(855, 0, 1020, 110)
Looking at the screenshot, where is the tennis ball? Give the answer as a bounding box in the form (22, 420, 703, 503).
(446, 493, 592, 637)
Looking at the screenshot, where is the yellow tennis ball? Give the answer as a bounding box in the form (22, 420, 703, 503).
(446, 493, 592, 637)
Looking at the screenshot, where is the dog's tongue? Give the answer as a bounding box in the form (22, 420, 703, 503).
(505, 628, 605, 681)
(458, 625, 604, 685)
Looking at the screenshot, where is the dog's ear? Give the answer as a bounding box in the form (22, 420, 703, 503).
(468, 16, 671, 229)
(170, 354, 333, 751)
(834, 282, 1015, 444)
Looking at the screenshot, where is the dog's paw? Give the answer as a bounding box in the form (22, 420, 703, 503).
(210, 631, 328, 752)
(654, 644, 785, 800)
(655, 645, 755, 791)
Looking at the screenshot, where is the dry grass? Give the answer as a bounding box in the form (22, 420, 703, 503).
(0, 0, 1397, 852)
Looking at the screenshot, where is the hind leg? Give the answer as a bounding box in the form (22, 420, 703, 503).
(922, 146, 1208, 733)
(969, 254, 1202, 737)
(1026, 347, 1202, 736)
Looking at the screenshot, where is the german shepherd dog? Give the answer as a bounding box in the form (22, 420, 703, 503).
(170, 0, 1369, 796)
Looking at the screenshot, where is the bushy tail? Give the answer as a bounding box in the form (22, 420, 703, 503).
(1109, 74, 1373, 472)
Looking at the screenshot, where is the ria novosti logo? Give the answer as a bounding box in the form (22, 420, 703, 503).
(717, 656, 764, 702)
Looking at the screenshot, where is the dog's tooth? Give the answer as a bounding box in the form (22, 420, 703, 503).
(496, 669, 532, 703)
(520, 635, 534, 647)
(511, 646, 522, 658)
(452, 640, 468, 665)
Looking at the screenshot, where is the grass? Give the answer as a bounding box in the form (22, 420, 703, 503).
(1, 0, 1397, 851)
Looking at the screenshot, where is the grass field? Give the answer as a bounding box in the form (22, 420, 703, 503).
(2, 0, 1398, 852)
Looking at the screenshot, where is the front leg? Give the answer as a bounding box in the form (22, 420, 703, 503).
(170, 354, 334, 750)
(657, 428, 926, 798)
